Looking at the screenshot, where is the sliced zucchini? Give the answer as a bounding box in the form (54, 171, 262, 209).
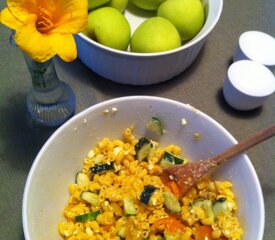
(90, 162, 115, 174)
(193, 199, 214, 219)
(140, 185, 158, 205)
(135, 138, 153, 161)
(159, 152, 184, 168)
(147, 116, 164, 135)
(75, 210, 100, 222)
(75, 172, 90, 186)
(80, 191, 99, 206)
(212, 197, 232, 218)
(147, 140, 160, 163)
(117, 226, 125, 238)
(93, 153, 104, 164)
(123, 197, 137, 216)
(163, 191, 181, 213)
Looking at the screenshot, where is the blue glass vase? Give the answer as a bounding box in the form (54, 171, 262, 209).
(23, 54, 76, 127)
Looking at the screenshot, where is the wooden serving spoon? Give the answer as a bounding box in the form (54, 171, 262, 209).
(159, 124, 275, 198)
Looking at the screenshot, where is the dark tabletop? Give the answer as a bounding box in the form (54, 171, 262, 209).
(0, 0, 274, 239)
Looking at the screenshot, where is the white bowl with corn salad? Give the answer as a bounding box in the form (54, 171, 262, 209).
(23, 96, 264, 240)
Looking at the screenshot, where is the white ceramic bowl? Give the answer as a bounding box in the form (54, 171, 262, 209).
(23, 96, 264, 240)
(75, 0, 223, 85)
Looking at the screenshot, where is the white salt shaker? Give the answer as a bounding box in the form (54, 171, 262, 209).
(223, 60, 275, 111)
(233, 31, 275, 71)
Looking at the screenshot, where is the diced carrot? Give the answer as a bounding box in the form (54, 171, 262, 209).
(195, 225, 212, 240)
(169, 181, 181, 199)
(151, 217, 185, 234)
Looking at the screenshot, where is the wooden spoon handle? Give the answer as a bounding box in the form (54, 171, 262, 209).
(211, 123, 275, 165)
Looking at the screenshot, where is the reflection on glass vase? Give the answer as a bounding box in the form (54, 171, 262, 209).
(23, 53, 76, 127)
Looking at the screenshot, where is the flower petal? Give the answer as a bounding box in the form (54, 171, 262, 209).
(50, 0, 88, 34)
(37, 0, 56, 13)
(50, 33, 77, 62)
(14, 14, 55, 62)
(0, 7, 23, 30)
(7, 0, 38, 22)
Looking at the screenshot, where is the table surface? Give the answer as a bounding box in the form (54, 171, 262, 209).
(0, 0, 274, 239)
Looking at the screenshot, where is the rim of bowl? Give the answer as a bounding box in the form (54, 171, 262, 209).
(77, 0, 223, 57)
(22, 95, 264, 240)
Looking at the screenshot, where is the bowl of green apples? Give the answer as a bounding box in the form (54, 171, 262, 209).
(75, 0, 223, 85)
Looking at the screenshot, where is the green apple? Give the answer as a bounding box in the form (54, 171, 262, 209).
(131, 0, 166, 11)
(88, 0, 110, 10)
(157, 0, 204, 41)
(130, 17, 181, 53)
(86, 7, 131, 50)
(105, 0, 128, 12)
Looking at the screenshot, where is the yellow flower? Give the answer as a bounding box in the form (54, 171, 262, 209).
(0, 0, 88, 62)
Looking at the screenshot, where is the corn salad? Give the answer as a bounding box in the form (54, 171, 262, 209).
(58, 127, 243, 240)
